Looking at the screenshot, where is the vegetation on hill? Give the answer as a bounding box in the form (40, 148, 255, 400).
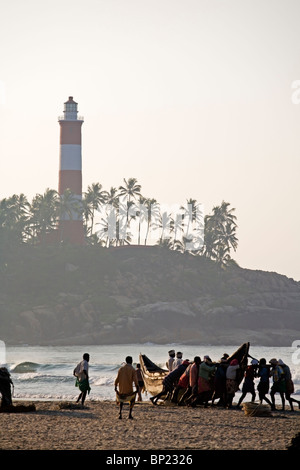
(0, 177, 238, 269)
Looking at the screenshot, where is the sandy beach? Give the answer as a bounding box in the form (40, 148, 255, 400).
(0, 399, 299, 452)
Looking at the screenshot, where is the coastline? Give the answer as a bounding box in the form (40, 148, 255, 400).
(1, 399, 299, 451)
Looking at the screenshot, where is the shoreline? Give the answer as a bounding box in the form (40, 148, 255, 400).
(0, 399, 299, 451)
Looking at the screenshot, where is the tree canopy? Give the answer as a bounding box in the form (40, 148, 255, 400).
(0, 178, 238, 268)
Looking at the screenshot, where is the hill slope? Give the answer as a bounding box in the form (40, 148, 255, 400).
(1, 245, 299, 346)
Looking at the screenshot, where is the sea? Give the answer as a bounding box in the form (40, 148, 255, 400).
(2, 343, 300, 405)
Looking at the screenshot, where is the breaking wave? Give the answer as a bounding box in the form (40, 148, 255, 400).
(11, 362, 40, 373)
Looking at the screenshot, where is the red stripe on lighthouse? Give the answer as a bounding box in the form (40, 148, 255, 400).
(60, 121, 82, 145)
(59, 170, 82, 196)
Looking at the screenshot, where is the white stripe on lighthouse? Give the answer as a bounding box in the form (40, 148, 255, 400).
(60, 144, 82, 171)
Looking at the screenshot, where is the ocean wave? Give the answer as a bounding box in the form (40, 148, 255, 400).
(92, 364, 120, 372)
(14, 372, 41, 380)
(13, 373, 75, 383)
(10, 361, 139, 375)
(10, 362, 77, 375)
(92, 376, 115, 387)
(10, 361, 40, 373)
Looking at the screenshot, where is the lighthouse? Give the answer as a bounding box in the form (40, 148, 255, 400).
(58, 97, 85, 244)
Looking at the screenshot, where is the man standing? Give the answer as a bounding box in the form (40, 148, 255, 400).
(74, 353, 91, 407)
(173, 352, 183, 369)
(115, 356, 138, 419)
(167, 350, 175, 371)
(269, 358, 286, 410)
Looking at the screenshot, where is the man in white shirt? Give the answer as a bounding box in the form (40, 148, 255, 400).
(173, 352, 183, 370)
(74, 353, 90, 407)
(167, 350, 175, 371)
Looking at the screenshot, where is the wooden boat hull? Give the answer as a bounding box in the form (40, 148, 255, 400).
(139, 342, 250, 396)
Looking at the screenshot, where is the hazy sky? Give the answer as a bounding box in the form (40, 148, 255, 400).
(1, 0, 300, 280)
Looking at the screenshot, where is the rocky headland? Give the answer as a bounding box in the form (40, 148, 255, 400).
(1, 245, 299, 346)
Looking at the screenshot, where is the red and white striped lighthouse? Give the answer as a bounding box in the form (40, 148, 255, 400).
(58, 96, 85, 244)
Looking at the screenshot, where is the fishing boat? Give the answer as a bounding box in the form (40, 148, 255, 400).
(139, 342, 250, 397)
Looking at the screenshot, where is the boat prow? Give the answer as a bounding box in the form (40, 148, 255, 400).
(139, 354, 169, 396)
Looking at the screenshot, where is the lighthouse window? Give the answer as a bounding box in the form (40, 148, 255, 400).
(65, 103, 77, 112)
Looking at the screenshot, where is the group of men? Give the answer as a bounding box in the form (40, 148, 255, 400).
(150, 350, 300, 411)
(73, 350, 300, 419)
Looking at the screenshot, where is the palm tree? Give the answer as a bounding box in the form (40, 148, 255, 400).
(106, 187, 119, 208)
(98, 209, 132, 247)
(81, 197, 93, 236)
(172, 210, 184, 250)
(180, 198, 196, 233)
(97, 207, 117, 247)
(119, 199, 137, 244)
(29, 188, 59, 243)
(10, 193, 31, 222)
(202, 214, 217, 259)
(180, 198, 205, 252)
(97, 187, 133, 246)
(118, 177, 142, 203)
(144, 198, 160, 245)
(118, 178, 142, 243)
(209, 201, 237, 233)
(218, 220, 238, 253)
(203, 201, 238, 267)
(2, 193, 28, 244)
(83, 183, 108, 235)
(14, 193, 31, 242)
(0, 194, 31, 243)
(136, 196, 146, 245)
(96, 186, 119, 244)
(153, 211, 174, 244)
(0, 197, 18, 229)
